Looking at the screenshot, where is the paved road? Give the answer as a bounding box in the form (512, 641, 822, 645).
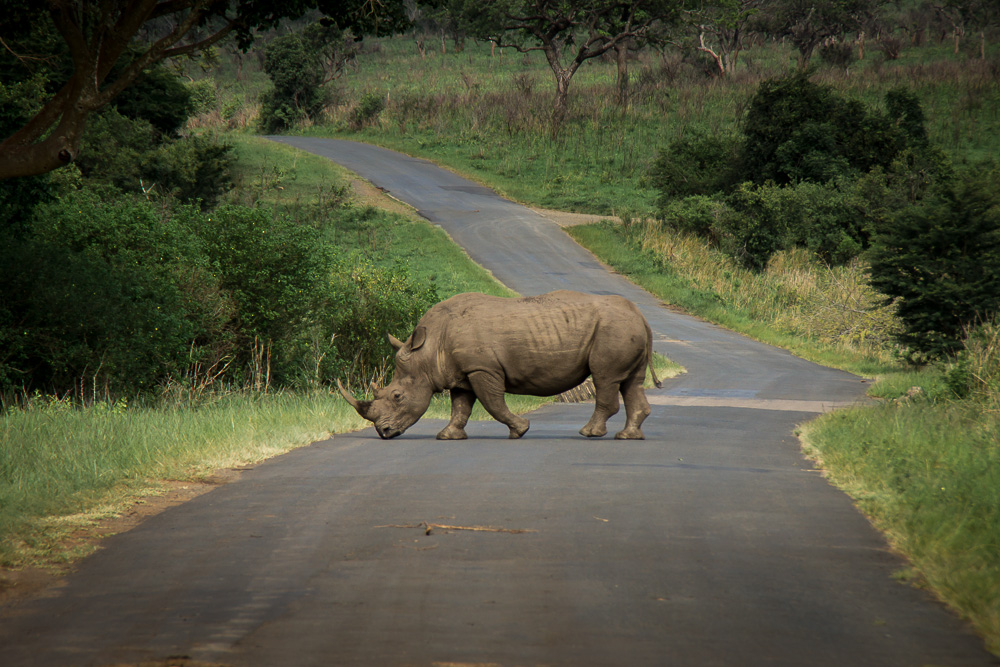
(1, 138, 993, 666)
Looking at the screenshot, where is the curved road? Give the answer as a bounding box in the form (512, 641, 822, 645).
(1, 138, 993, 666)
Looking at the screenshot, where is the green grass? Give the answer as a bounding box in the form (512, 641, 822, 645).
(800, 398, 1000, 655)
(227, 134, 514, 300)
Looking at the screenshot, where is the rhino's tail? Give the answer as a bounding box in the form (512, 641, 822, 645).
(646, 322, 662, 389)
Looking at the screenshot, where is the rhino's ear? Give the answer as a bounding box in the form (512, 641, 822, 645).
(410, 326, 427, 351)
(387, 333, 406, 351)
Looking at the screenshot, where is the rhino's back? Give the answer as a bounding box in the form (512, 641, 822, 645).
(428, 290, 630, 340)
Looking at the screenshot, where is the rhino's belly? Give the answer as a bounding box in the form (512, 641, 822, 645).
(500, 352, 592, 396)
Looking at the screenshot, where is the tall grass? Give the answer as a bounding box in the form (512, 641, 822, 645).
(569, 219, 900, 376)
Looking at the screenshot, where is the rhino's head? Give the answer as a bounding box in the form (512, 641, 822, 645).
(337, 328, 434, 440)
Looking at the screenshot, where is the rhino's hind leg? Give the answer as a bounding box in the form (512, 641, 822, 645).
(437, 388, 476, 440)
(468, 371, 530, 439)
(615, 369, 651, 440)
(580, 382, 621, 438)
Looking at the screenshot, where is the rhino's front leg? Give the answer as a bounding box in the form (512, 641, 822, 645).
(437, 388, 476, 440)
(468, 371, 530, 439)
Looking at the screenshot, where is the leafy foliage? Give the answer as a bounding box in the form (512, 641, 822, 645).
(329, 258, 440, 382)
(76, 108, 234, 206)
(739, 71, 924, 186)
(0, 188, 440, 396)
(649, 130, 740, 203)
(260, 28, 333, 132)
(653, 72, 942, 271)
(869, 164, 1000, 360)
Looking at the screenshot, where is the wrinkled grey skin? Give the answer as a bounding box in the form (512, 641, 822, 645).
(338, 290, 661, 440)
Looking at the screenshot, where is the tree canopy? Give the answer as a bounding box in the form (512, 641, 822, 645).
(0, 0, 408, 180)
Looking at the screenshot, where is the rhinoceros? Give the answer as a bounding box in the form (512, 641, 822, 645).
(338, 290, 662, 440)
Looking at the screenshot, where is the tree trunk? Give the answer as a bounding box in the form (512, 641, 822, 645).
(615, 39, 630, 106)
(552, 72, 572, 138)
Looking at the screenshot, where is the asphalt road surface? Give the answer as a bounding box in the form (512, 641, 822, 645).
(1, 138, 994, 666)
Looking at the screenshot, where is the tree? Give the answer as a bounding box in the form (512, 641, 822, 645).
(0, 0, 408, 180)
(687, 0, 762, 77)
(758, 0, 877, 68)
(869, 166, 1000, 360)
(456, 0, 684, 136)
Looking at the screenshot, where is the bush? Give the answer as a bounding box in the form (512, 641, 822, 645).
(738, 72, 928, 186)
(260, 30, 331, 132)
(350, 92, 386, 130)
(185, 78, 219, 116)
(869, 164, 1000, 360)
(328, 258, 440, 383)
(657, 195, 731, 245)
(0, 192, 218, 394)
(719, 182, 790, 271)
(718, 179, 881, 270)
(0, 186, 443, 396)
(76, 108, 233, 205)
(650, 130, 740, 205)
(198, 206, 334, 383)
(143, 133, 234, 206)
(112, 63, 194, 138)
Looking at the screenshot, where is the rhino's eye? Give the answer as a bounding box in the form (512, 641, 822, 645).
(391, 390, 403, 402)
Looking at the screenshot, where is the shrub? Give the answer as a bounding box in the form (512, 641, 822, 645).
(350, 92, 386, 130)
(143, 133, 234, 206)
(719, 179, 880, 270)
(198, 206, 334, 383)
(0, 192, 217, 394)
(869, 164, 1000, 360)
(738, 72, 928, 186)
(328, 258, 440, 384)
(657, 195, 731, 245)
(650, 130, 740, 205)
(112, 63, 193, 138)
(185, 78, 219, 116)
(77, 108, 233, 205)
(260, 29, 331, 132)
(720, 182, 791, 271)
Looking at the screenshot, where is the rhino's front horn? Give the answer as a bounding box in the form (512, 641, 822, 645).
(337, 380, 370, 419)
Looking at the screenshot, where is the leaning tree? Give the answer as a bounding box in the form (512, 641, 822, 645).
(0, 0, 408, 180)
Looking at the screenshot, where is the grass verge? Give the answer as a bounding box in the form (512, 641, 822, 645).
(800, 399, 1000, 655)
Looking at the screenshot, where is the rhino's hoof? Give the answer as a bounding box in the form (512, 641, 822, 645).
(614, 429, 645, 440)
(508, 421, 530, 439)
(437, 426, 468, 440)
(580, 425, 607, 438)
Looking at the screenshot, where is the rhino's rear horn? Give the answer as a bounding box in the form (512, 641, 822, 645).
(337, 379, 372, 420)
